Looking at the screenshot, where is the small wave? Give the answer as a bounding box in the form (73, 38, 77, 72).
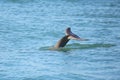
(3, 0, 35, 3)
(39, 43, 116, 52)
(67, 43, 116, 49)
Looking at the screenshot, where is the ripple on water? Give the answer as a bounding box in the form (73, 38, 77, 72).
(39, 43, 116, 52)
(0, 0, 120, 80)
(22, 73, 104, 80)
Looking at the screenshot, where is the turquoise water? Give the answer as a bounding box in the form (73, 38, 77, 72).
(0, 0, 120, 80)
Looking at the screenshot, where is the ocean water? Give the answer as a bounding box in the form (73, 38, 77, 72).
(0, 0, 120, 80)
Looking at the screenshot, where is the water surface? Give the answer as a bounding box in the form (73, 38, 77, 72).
(0, 0, 120, 80)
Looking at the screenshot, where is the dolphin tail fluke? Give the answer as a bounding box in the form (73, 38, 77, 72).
(65, 27, 87, 41)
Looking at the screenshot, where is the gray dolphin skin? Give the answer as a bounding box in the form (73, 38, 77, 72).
(54, 27, 86, 49)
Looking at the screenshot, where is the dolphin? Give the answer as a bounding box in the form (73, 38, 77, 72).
(54, 27, 87, 49)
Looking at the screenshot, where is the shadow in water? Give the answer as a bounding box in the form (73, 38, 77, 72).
(39, 43, 116, 52)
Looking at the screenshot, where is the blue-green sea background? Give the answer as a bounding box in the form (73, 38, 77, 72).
(0, 0, 120, 80)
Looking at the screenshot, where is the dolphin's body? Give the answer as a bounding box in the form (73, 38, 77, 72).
(54, 27, 86, 49)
